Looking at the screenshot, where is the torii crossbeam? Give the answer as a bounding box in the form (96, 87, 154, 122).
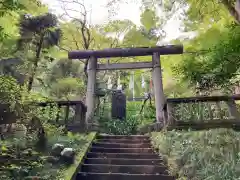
(68, 45, 183, 59)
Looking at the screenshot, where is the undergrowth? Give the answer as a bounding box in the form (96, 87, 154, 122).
(0, 125, 92, 180)
(151, 129, 240, 180)
(0, 76, 93, 179)
(97, 101, 155, 135)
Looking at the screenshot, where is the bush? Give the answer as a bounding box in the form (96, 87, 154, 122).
(151, 129, 240, 180)
(98, 116, 141, 135)
(0, 124, 91, 180)
(97, 100, 157, 135)
(0, 75, 93, 179)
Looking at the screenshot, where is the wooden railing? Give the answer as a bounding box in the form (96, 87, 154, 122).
(0, 100, 87, 138)
(163, 95, 240, 130)
(36, 101, 87, 131)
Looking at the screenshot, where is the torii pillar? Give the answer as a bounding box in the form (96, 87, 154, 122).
(152, 52, 165, 123)
(85, 56, 97, 129)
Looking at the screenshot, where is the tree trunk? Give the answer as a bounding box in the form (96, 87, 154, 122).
(27, 33, 44, 91)
(235, 0, 240, 21)
(222, 0, 240, 24)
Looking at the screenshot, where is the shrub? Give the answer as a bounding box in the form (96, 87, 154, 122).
(151, 129, 240, 180)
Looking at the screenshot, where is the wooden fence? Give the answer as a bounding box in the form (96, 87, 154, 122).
(138, 95, 240, 133)
(36, 101, 87, 131)
(2, 95, 240, 134)
(163, 95, 240, 130)
(0, 101, 87, 132)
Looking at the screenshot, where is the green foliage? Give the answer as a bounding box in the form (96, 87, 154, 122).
(0, 0, 24, 41)
(0, 0, 25, 16)
(0, 75, 21, 104)
(0, 124, 94, 180)
(98, 101, 156, 135)
(1, 0, 240, 179)
(98, 116, 141, 135)
(49, 77, 85, 100)
(0, 0, 47, 42)
(175, 23, 240, 91)
(172, 102, 233, 122)
(97, 100, 140, 135)
(18, 13, 61, 49)
(140, 8, 158, 31)
(151, 129, 240, 180)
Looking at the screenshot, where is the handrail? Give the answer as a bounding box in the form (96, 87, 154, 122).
(166, 95, 240, 103)
(35, 100, 87, 112)
(33, 100, 87, 130)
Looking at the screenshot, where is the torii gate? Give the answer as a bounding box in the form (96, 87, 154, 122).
(68, 45, 183, 128)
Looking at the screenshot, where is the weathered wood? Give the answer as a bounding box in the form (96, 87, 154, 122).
(55, 104, 61, 123)
(198, 103, 204, 121)
(152, 53, 165, 122)
(168, 119, 240, 130)
(215, 101, 223, 119)
(207, 103, 214, 120)
(97, 61, 153, 71)
(138, 119, 240, 133)
(226, 99, 240, 119)
(85, 56, 97, 128)
(167, 94, 240, 103)
(36, 101, 86, 110)
(68, 45, 183, 59)
(64, 105, 70, 124)
(166, 103, 175, 125)
(131, 95, 240, 103)
(74, 104, 86, 129)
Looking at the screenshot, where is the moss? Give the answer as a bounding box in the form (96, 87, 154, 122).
(151, 129, 240, 180)
(0, 131, 97, 180)
(61, 132, 97, 180)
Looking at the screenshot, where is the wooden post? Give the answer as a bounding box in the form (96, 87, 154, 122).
(152, 52, 165, 123)
(56, 104, 61, 123)
(85, 56, 97, 129)
(226, 99, 240, 120)
(167, 103, 175, 125)
(64, 105, 70, 125)
(74, 104, 85, 130)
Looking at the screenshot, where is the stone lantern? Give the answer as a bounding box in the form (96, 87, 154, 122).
(95, 80, 107, 97)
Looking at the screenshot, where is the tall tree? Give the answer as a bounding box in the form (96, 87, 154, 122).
(18, 13, 62, 91)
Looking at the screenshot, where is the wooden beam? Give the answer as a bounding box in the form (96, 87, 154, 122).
(68, 45, 183, 59)
(138, 119, 240, 133)
(167, 95, 240, 103)
(36, 101, 85, 107)
(97, 61, 153, 71)
(168, 119, 240, 131)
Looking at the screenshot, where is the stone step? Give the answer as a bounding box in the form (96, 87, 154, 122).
(96, 139, 151, 144)
(81, 164, 168, 174)
(74, 135, 175, 180)
(90, 147, 155, 154)
(92, 142, 151, 149)
(84, 158, 164, 166)
(87, 152, 160, 159)
(77, 172, 175, 180)
(97, 135, 149, 140)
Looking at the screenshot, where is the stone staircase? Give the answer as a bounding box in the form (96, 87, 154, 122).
(76, 134, 175, 180)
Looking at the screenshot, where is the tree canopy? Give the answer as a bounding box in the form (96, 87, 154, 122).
(0, 0, 240, 179)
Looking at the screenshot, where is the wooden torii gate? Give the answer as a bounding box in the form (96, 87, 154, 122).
(68, 45, 183, 128)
